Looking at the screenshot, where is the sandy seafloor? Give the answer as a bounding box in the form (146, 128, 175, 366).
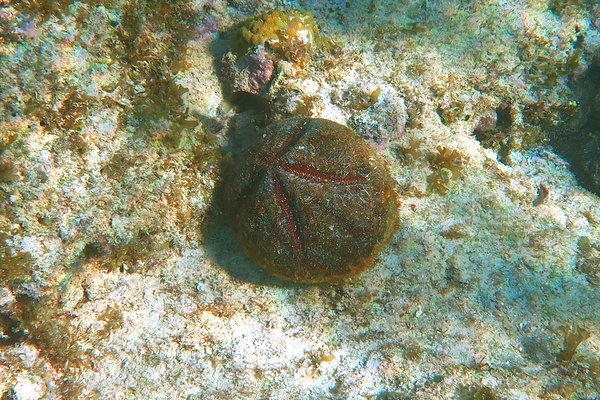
(1, 0, 600, 398)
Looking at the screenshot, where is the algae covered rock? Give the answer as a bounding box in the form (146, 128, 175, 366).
(221, 9, 327, 103)
(229, 9, 322, 65)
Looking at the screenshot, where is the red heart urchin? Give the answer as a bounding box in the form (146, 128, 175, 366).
(224, 117, 399, 283)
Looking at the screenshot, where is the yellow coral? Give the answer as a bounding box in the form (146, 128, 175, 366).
(435, 146, 463, 179)
(428, 146, 465, 194)
(229, 9, 322, 66)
